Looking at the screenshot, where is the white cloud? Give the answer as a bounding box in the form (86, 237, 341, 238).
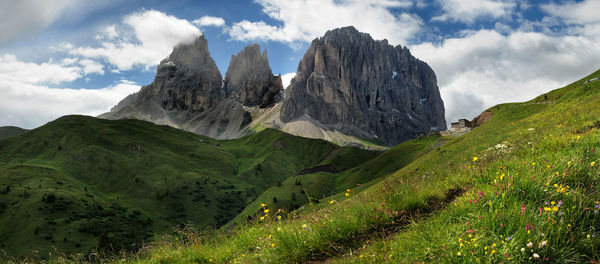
(0, 79, 140, 129)
(61, 57, 79, 66)
(0, 0, 70, 44)
(415, 0, 428, 8)
(411, 29, 600, 124)
(541, 0, 600, 42)
(71, 10, 202, 71)
(0, 54, 82, 85)
(432, 0, 516, 24)
(193, 16, 226, 27)
(541, 0, 600, 25)
(95, 25, 119, 40)
(281, 72, 295, 89)
(228, 0, 421, 46)
(79, 59, 105, 75)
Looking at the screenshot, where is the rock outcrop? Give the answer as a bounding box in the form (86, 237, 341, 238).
(101, 36, 248, 138)
(103, 27, 447, 148)
(471, 110, 492, 128)
(280, 26, 446, 145)
(225, 44, 283, 108)
(136, 35, 222, 113)
(102, 38, 287, 139)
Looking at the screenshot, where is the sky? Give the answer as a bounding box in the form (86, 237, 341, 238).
(1, 0, 600, 129)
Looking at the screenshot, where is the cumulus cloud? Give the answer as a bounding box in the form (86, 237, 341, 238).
(95, 24, 119, 40)
(193, 16, 226, 27)
(0, 54, 82, 85)
(541, 0, 600, 24)
(411, 29, 600, 124)
(0, 79, 140, 129)
(0, 0, 70, 44)
(71, 10, 202, 71)
(79, 59, 105, 75)
(432, 0, 516, 24)
(0, 53, 129, 128)
(541, 0, 600, 41)
(228, 0, 421, 46)
(280, 72, 295, 89)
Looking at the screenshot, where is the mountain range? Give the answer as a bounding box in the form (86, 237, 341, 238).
(101, 26, 446, 147)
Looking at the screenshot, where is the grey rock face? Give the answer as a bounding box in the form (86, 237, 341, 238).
(225, 44, 283, 108)
(135, 36, 222, 113)
(102, 37, 284, 139)
(280, 26, 446, 145)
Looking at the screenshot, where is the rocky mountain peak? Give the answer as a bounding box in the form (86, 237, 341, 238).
(159, 35, 216, 73)
(280, 26, 446, 145)
(225, 43, 283, 108)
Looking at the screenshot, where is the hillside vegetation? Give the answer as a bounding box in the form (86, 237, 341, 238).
(82, 69, 600, 264)
(0, 126, 27, 139)
(0, 117, 381, 258)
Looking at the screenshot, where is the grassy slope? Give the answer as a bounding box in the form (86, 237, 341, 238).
(0, 116, 378, 258)
(229, 136, 439, 227)
(0, 126, 27, 139)
(109, 69, 600, 264)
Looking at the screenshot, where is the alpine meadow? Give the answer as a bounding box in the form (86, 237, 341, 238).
(1, 1, 600, 263)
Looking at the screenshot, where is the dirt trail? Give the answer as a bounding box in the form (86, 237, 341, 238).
(304, 187, 466, 263)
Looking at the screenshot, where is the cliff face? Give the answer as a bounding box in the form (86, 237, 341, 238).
(135, 36, 222, 113)
(102, 38, 285, 139)
(103, 28, 447, 148)
(225, 44, 283, 108)
(280, 26, 446, 145)
(101, 35, 247, 139)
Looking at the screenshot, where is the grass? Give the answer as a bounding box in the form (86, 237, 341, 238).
(227, 136, 439, 227)
(0, 126, 27, 139)
(80, 69, 600, 264)
(0, 118, 378, 259)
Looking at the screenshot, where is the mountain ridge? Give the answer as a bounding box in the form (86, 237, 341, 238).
(102, 26, 446, 147)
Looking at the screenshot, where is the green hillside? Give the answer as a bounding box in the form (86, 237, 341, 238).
(0, 126, 27, 139)
(229, 136, 439, 227)
(94, 69, 600, 264)
(0, 116, 379, 258)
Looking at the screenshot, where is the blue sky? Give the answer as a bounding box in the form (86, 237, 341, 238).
(1, 0, 600, 129)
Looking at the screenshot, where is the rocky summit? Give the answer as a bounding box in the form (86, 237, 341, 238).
(225, 44, 283, 108)
(103, 27, 446, 147)
(280, 26, 446, 145)
(102, 35, 226, 128)
(102, 38, 281, 139)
